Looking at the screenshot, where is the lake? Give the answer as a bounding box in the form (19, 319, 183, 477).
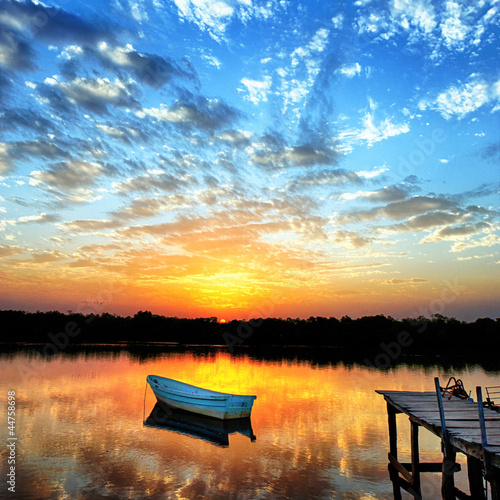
(0, 346, 498, 499)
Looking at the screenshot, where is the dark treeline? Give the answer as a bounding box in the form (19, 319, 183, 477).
(1, 310, 499, 357)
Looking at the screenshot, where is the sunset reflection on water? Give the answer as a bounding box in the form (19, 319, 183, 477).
(0, 347, 498, 499)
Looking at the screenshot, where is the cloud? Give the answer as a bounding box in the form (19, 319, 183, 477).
(355, 0, 495, 60)
(17, 213, 60, 224)
(333, 230, 375, 249)
(249, 138, 339, 170)
(451, 234, 500, 253)
(339, 185, 410, 203)
(277, 27, 331, 115)
(110, 195, 192, 221)
(27, 250, 66, 264)
(95, 123, 147, 145)
(367, 185, 410, 202)
(136, 98, 241, 132)
(94, 42, 198, 88)
(0, 142, 14, 175)
(171, 0, 276, 42)
(440, 1, 469, 49)
(43, 76, 138, 114)
(60, 219, 123, 232)
(481, 142, 500, 162)
(240, 76, 272, 105)
(29, 160, 113, 203)
(0, 139, 70, 176)
(382, 277, 429, 285)
(215, 129, 252, 148)
(0, 245, 23, 257)
(112, 170, 196, 194)
(341, 195, 457, 223)
(356, 166, 390, 180)
(339, 110, 409, 148)
(291, 168, 362, 189)
(0, 109, 55, 135)
(0, 140, 70, 173)
(337, 62, 361, 78)
(391, 0, 437, 34)
(421, 221, 492, 243)
(0, 29, 35, 70)
(386, 210, 469, 233)
(434, 81, 489, 119)
(419, 77, 499, 120)
(0, 0, 115, 45)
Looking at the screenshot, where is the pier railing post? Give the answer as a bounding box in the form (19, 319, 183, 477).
(435, 377, 457, 500)
(476, 386, 500, 499)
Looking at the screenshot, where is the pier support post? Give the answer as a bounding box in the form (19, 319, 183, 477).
(467, 455, 485, 500)
(441, 446, 457, 500)
(411, 421, 421, 495)
(387, 402, 403, 500)
(488, 466, 500, 500)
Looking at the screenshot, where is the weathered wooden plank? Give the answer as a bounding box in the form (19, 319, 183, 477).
(410, 411, 500, 420)
(389, 453, 414, 484)
(449, 431, 500, 442)
(405, 406, 480, 412)
(377, 390, 436, 396)
(423, 419, 500, 429)
(389, 397, 464, 403)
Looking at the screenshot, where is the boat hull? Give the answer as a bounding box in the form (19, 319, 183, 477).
(147, 375, 257, 420)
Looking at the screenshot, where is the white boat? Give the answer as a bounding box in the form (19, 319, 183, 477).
(146, 375, 257, 420)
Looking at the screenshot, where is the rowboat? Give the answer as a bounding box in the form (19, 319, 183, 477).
(146, 375, 257, 420)
(144, 403, 256, 446)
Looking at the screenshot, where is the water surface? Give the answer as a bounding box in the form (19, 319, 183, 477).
(0, 346, 498, 499)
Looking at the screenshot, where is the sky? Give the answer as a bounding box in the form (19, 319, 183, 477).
(0, 0, 499, 321)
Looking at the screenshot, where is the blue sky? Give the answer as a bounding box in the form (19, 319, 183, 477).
(0, 0, 499, 320)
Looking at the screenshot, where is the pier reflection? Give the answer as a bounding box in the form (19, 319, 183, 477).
(144, 403, 256, 447)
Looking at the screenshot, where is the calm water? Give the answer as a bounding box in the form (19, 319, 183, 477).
(0, 346, 498, 500)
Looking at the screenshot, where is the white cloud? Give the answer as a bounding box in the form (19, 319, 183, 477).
(392, 0, 437, 33)
(171, 0, 275, 41)
(440, 1, 469, 49)
(240, 76, 272, 105)
(331, 14, 344, 29)
(96, 124, 127, 137)
(337, 62, 361, 78)
(356, 165, 389, 179)
(432, 80, 489, 119)
(136, 98, 239, 131)
(275, 27, 330, 115)
(451, 234, 500, 252)
(339, 111, 410, 147)
(58, 45, 84, 60)
(202, 54, 222, 69)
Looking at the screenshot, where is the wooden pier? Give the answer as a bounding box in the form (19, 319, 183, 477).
(377, 379, 500, 500)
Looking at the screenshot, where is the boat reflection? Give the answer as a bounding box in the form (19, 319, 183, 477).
(144, 403, 256, 447)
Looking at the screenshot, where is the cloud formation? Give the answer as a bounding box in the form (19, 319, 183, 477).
(0, 0, 498, 319)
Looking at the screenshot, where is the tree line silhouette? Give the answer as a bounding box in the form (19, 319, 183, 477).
(1, 309, 499, 356)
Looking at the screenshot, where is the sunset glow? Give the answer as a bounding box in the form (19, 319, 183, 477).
(0, 0, 498, 320)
